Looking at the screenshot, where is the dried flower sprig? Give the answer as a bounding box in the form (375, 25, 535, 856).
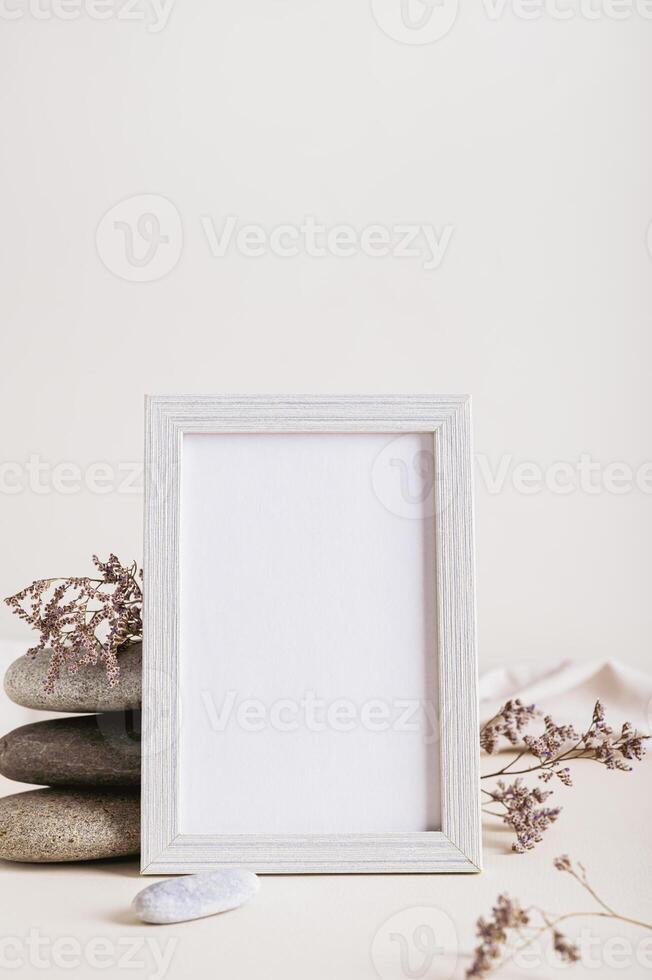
(480, 699, 539, 754)
(480, 699, 647, 852)
(467, 855, 652, 977)
(4, 555, 142, 691)
(481, 778, 562, 854)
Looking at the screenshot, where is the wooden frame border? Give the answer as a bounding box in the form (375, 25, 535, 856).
(142, 395, 480, 874)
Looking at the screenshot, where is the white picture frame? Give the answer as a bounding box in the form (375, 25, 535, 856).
(142, 395, 480, 874)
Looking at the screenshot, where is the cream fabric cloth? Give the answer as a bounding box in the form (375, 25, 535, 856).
(480, 658, 652, 735)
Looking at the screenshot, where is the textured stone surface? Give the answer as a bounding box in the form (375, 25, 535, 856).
(133, 870, 259, 924)
(0, 713, 141, 787)
(4, 642, 141, 712)
(0, 787, 140, 862)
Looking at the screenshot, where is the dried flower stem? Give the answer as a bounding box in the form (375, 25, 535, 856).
(482, 729, 644, 779)
(4, 555, 143, 691)
(467, 856, 652, 978)
(479, 700, 647, 852)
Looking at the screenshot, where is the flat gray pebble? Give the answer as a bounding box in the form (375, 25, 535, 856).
(133, 870, 259, 924)
(3, 642, 142, 713)
(0, 713, 141, 787)
(0, 787, 140, 862)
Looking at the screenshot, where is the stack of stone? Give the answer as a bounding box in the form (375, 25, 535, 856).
(0, 644, 142, 862)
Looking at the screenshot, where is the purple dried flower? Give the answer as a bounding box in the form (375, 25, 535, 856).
(579, 702, 646, 772)
(480, 699, 539, 754)
(466, 894, 529, 977)
(554, 854, 573, 872)
(485, 778, 561, 853)
(524, 714, 577, 762)
(553, 929, 581, 963)
(468, 855, 652, 978)
(481, 700, 647, 852)
(4, 555, 142, 691)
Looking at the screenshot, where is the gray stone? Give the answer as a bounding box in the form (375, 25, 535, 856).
(0, 713, 141, 787)
(4, 642, 141, 713)
(132, 870, 259, 924)
(0, 787, 140, 862)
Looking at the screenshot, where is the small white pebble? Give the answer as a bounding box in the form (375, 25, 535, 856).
(133, 870, 259, 924)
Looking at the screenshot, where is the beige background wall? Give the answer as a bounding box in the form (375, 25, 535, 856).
(1, 1, 651, 674)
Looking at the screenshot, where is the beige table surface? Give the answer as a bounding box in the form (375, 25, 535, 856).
(0, 748, 650, 980)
